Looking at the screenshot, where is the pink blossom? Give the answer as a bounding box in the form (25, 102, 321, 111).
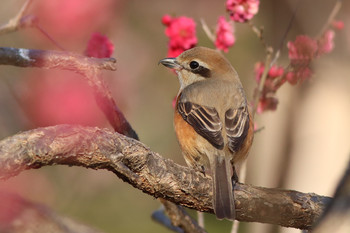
(226, 0, 260, 23)
(85, 33, 114, 58)
(332, 20, 344, 30)
(162, 14, 172, 26)
(268, 65, 284, 78)
(254, 62, 284, 83)
(287, 35, 318, 63)
(286, 67, 312, 85)
(318, 30, 335, 55)
(215, 16, 235, 52)
(162, 15, 197, 57)
(285, 72, 297, 85)
(257, 97, 278, 114)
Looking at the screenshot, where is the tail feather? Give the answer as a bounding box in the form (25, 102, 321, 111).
(212, 156, 235, 220)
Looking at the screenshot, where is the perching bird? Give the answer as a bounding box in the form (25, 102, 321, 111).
(159, 47, 254, 220)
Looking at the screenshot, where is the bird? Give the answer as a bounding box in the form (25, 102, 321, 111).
(159, 46, 254, 220)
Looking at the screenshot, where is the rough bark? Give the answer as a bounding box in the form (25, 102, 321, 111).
(0, 125, 331, 230)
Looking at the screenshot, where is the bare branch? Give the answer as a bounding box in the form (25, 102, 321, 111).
(252, 46, 273, 116)
(0, 47, 116, 71)
(200, 18, 215, 43)
(0, 125, 330, 230)
(160, 199, 207, 233)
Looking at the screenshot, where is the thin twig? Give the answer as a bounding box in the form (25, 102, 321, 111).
(200, 18, 215, 43)
(0, 0, 33, 35)
(316, 0, 343, 39)
(0, 0, 66, 51)
(274, 0, 303, 60)
(35, 25, 66, 51)
(252, 47, 273, 116)
(247, 21, 268, 50)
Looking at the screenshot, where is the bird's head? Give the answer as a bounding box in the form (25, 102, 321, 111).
(159, 47, 238, 91)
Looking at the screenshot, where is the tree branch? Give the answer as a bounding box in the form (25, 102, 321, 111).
(159, 199, 207, 233)
(0, 46, 138, 139)
(0, 125, 331, 230)
(0, 47, 116, 71)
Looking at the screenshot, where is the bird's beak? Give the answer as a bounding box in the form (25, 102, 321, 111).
(159, 58, 182, 70)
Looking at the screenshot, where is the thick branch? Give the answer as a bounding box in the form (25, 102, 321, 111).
(0, 125, 330, 230)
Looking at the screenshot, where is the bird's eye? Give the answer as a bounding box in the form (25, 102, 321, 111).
(189, 61, 199, 69)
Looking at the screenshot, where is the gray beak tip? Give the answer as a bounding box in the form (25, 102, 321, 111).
(159, 57, 180, 69)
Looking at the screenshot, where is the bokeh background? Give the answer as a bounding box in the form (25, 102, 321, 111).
(0, 0, 349, 232)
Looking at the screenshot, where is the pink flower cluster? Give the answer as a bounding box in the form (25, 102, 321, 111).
(85, 33, 114, 58)
(286, 29, 335, 84)
(161, 0, 260, 55)
(215, 16, 236, 53)
(226, 0, 260, 23)
(255, 27, 339, 113)
(254, 62, 285, 113)
(162, 15, 198, 57)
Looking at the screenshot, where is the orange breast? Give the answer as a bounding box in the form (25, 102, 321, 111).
(174, 110, 204, 169)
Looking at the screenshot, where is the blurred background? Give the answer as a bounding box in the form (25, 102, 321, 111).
(0, 0, 349, 232)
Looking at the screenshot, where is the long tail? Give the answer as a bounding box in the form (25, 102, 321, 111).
(211, 155, 235, 220)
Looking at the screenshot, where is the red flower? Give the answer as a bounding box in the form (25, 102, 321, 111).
(85, 33, 114, 58)
(162, 15, 197, 57)
(287, 35, 318, 63)
(318, 30, 335, 55)
(226, 0, 260, 23)
(215, 16, 235, 52)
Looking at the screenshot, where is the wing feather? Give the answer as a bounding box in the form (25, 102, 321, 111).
(225, 107, 250, 153)
(178, 102, 224, 149)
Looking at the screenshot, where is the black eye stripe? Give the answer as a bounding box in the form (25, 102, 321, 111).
(191, 66, 211, 78)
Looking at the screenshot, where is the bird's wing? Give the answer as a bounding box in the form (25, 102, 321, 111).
(225, 106, 250, 153)
(177, 101, 224, 150)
